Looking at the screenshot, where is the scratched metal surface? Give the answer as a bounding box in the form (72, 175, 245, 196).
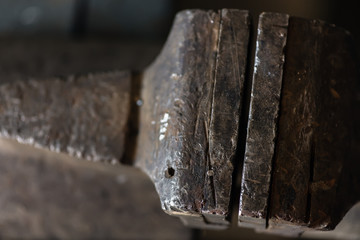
(269, 17, 360, 230)
(0, 7, 358, 234)
(135, 9, 249, 226)
(239, 12, 289, 227)
(0, 71, 130, 163)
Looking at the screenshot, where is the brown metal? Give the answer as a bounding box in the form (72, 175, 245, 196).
(0, 8, 359, 237)
(0, 71, 131, 164)
(136, 9, 250, 227)
(269, 16, 360, 230)
(237, 12, 360, 234)
(239, 12, 289, 227)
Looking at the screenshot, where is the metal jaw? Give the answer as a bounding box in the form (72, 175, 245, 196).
(0, 9, 359, 237)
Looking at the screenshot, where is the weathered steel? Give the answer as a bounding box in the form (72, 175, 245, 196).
(269, 17, 360, 230)
(135, 9, 250, 226)
(0, 8, 359, 235)
(0, 138, 190, 239)
(0, 71, 131, 163)
(239, 12, 289, 227)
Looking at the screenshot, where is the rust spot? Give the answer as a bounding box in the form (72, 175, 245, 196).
(310, 179, 336, 192)
(311, 121, 320, 127)
(329, 88, 341, 99)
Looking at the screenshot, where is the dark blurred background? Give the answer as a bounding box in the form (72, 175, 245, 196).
(0, 0, 359, 76)
(0, 0, 358, 41)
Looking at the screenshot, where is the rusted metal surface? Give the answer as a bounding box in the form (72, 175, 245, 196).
(0, 71, 131, 163)
(0, 8, 359, 236)
(0, 138, 190, 239)
(135, 9, 249, 226)
(235, 13, 360, 233)
(269, 17, 360, 230)
(239, 12, 289, 227)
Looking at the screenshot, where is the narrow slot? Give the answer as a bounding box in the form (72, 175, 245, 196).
(227, 15, 257, 225)
(305, 139, 315, 223)
(121, 71, 142, 165)
(265, 24, 290, 229)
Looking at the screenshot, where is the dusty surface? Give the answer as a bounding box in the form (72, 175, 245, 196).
(0, 138, 191, 239)
(0, 71, 131, 164)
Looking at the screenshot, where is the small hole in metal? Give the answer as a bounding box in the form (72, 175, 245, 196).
(165, 167, 175, 178)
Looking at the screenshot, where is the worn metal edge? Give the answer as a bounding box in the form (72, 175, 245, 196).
(268, 15, 360, 230)
(135, 8, 250, 229)
(238, 12, 289, 228)
(135, 8, 221, 226)
(0, 71, 131, 164)
(205, 8, 250, 225)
